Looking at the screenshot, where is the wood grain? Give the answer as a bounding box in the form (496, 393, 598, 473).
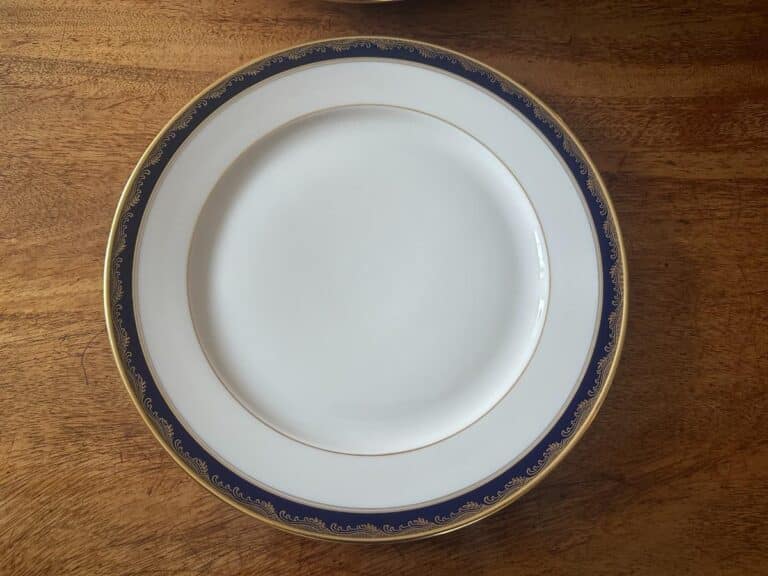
(1, 1, 767, 574)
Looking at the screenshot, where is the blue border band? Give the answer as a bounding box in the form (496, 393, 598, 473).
(108, 38, 624, 539)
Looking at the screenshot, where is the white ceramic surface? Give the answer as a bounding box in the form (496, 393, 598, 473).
(133, 59, 600, 509)
(188, 105, 548, 456)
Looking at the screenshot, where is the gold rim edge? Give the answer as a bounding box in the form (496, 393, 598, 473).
(103, 36, 628, 543)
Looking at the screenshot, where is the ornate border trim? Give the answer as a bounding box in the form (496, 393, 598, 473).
(104, 37, 627, 542)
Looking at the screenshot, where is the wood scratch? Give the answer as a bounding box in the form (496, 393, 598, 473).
(80, 332, 100, 388)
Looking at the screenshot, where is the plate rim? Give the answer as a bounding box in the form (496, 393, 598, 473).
(104, 35, 628, 542)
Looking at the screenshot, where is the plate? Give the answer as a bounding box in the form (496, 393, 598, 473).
(105, 37, 627, 541)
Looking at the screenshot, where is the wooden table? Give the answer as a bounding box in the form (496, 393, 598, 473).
(2, 1, 766, 573)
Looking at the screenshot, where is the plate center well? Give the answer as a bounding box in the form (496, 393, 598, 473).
(188, 105, 548, 455)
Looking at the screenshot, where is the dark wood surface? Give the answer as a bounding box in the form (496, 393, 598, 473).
(1, 1, 767, 574)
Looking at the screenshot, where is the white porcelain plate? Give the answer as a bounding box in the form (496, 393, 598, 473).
(106, 37, 627, 541)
